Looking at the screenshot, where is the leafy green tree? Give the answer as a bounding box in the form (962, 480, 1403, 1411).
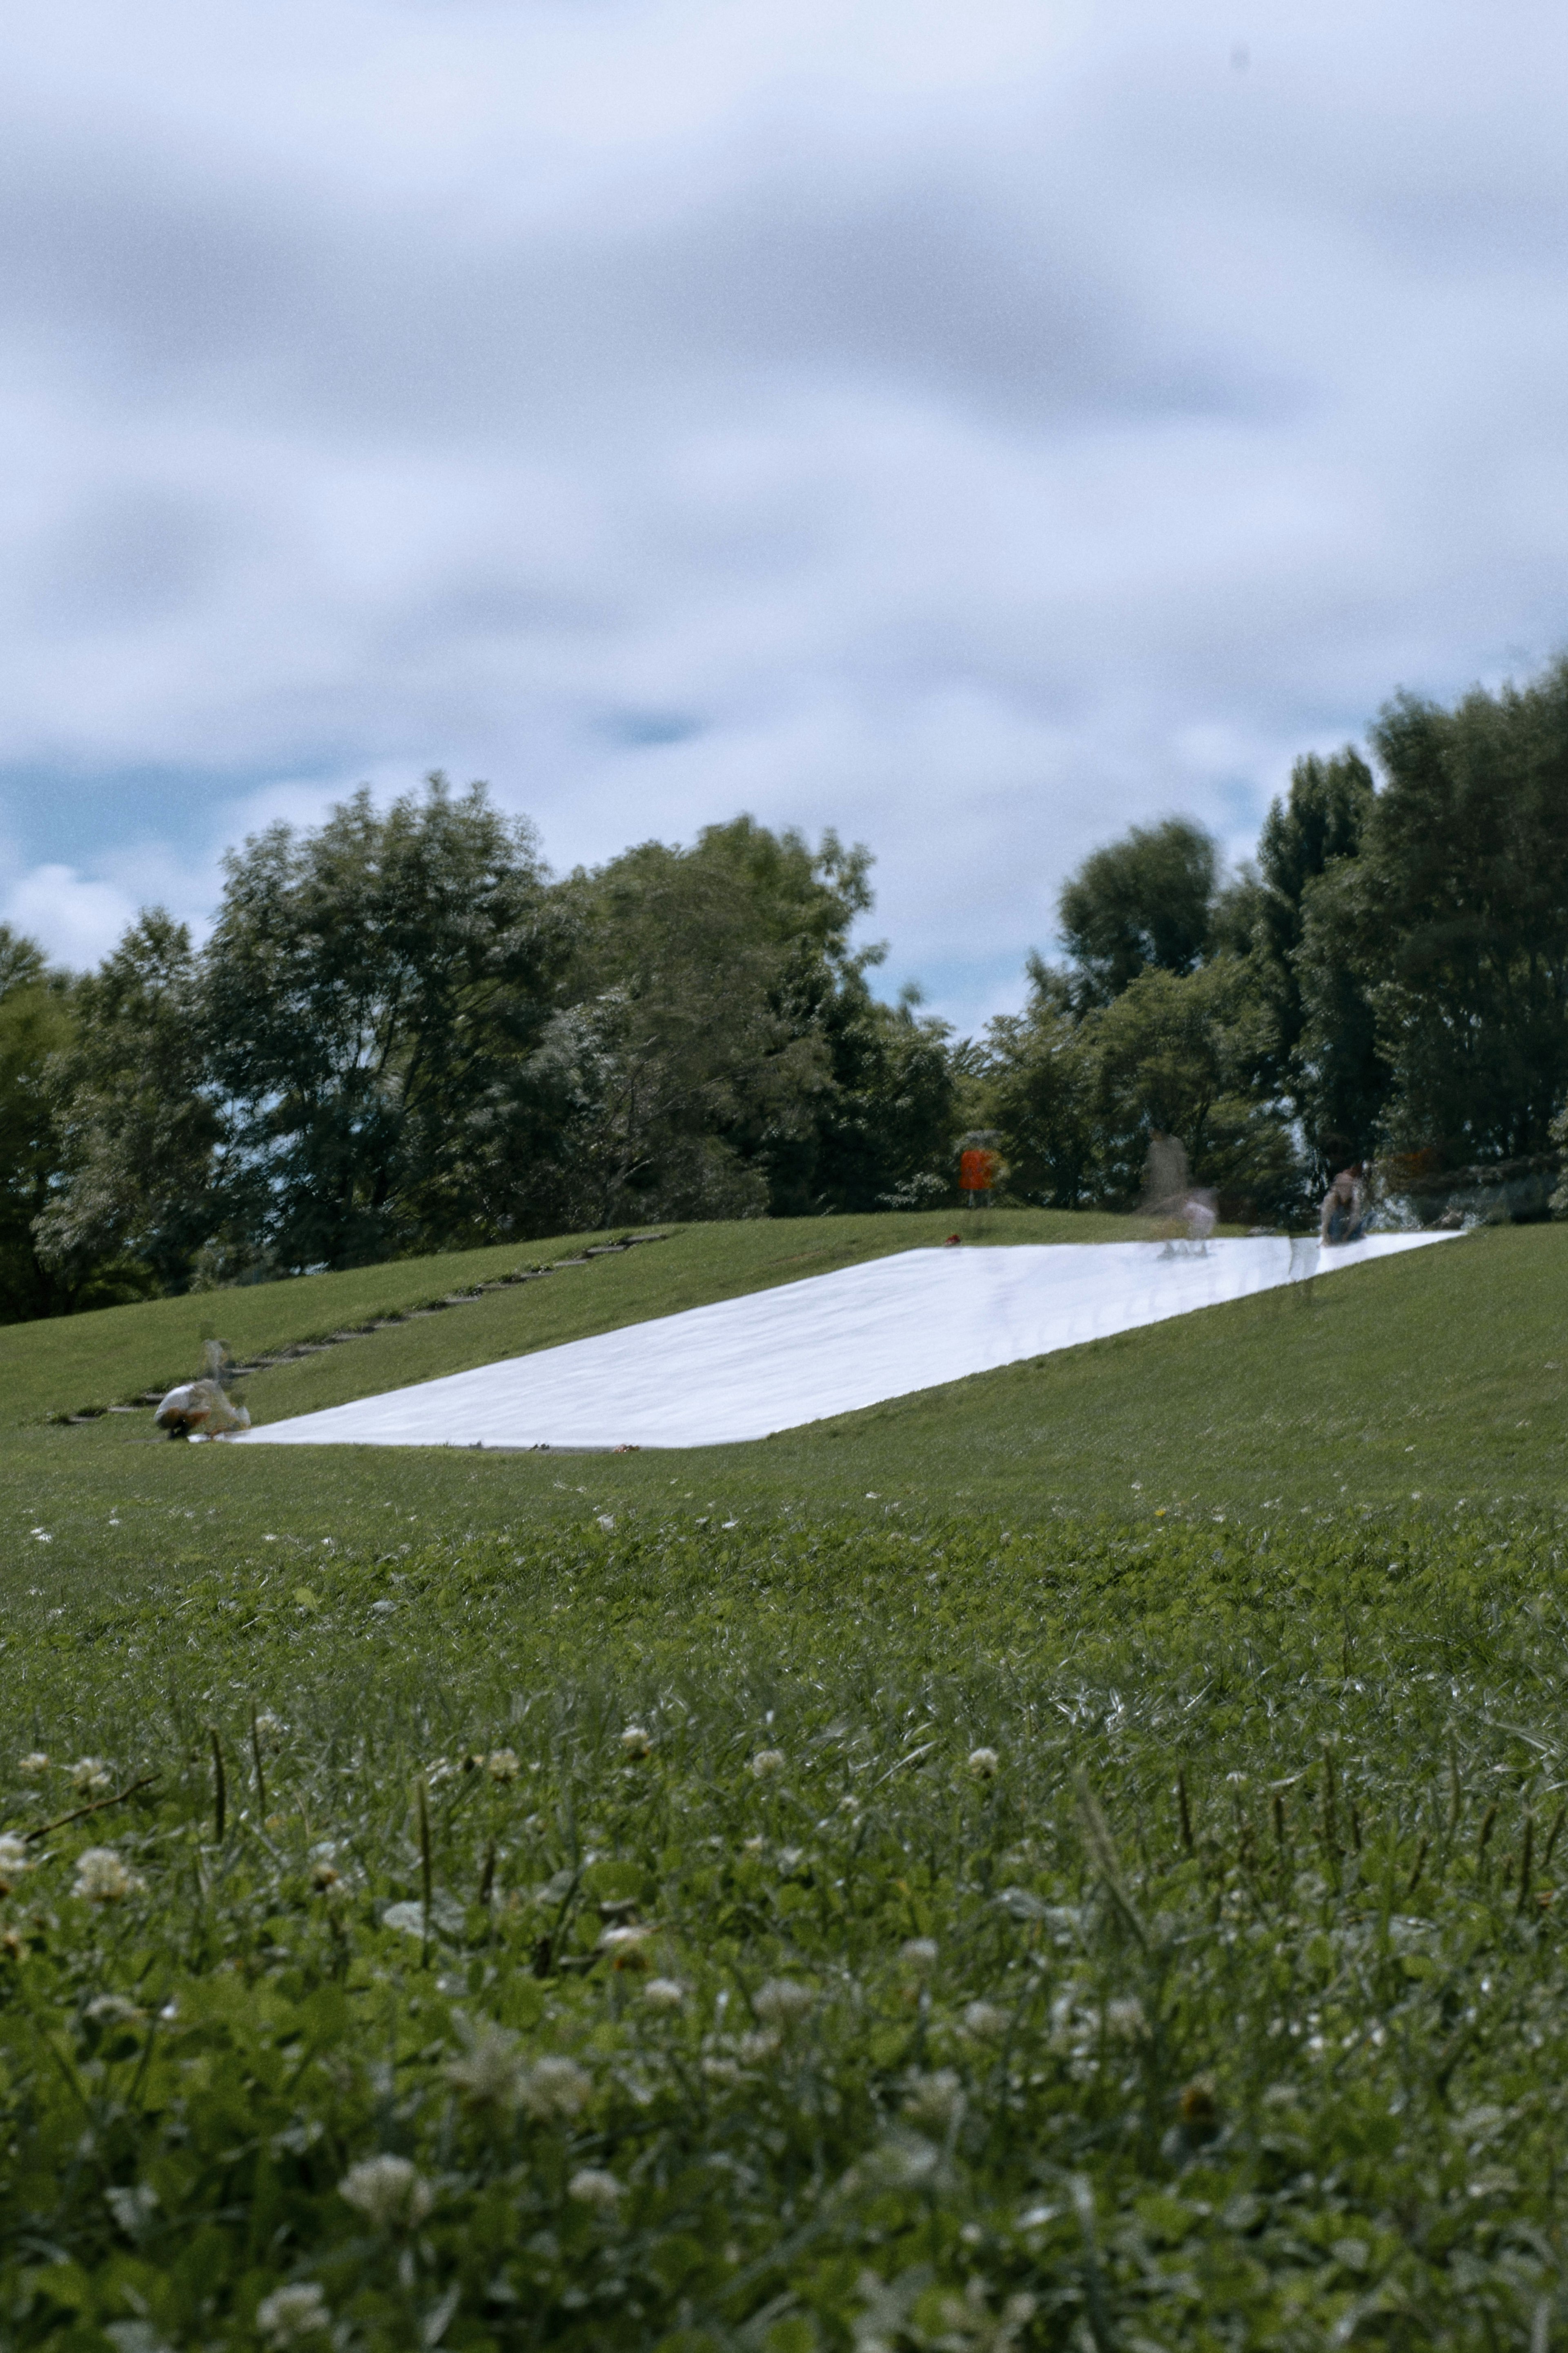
(205, 776, 571, 1269)
(0, 928, 75, 1322)
(982, 959, 1100, 1209)
(811, 987, 961, 1214)
(33, 911, 226, 1300)
(1354, 663, 1568, 1161)
(1089, 961, 1299, 1217)
(1057, 818, 1219, 1008)
(544, 817, 895, 1225)
(1250, 747, 1384, 1169)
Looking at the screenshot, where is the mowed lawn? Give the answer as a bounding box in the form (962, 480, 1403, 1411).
(3, 1216, 1564, 1601)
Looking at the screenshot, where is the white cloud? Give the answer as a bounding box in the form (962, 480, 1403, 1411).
(2, 0, 1568, 1021)
(3, 865, 140, 969)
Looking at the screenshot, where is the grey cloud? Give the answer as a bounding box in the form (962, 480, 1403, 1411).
(4, 0, 1568, 1023)
(29, 487, 233, 628)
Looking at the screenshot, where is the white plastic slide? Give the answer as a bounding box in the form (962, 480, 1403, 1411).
(240, 1230, 1457, 1453)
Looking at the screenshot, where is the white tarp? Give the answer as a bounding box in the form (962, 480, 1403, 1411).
(240, 1230, 1456, 1453)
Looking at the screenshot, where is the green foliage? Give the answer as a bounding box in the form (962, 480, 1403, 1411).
(7, 1508, 1568, 2347)
(1359, 663, 1568, 1160)
(0, 928, 76, 1323)
(206, 776, 571, 1273)
(35, 912, 227, 1298)
(1056, 818, 1219, 1008)
(984, 963, 1299, 1220)
(1252, 750, 1385, 1171)
(540, 818, 945, 1226)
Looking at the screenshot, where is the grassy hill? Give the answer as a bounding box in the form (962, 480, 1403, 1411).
(2, 1212, 1563, 1601)
(7, 1213, 1568, 2344)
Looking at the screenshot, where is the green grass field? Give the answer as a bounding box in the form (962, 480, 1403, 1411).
(5, 1214, 1568, 2348)
(2, 1215, 1563, 1598)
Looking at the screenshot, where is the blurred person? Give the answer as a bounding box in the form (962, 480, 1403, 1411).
(1319, 1167, 1367, 1246)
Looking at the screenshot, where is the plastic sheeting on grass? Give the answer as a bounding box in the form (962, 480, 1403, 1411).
(239, 1230, 1457, 1454)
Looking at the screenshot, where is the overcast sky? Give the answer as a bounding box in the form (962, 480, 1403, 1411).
(3, 0, 1567, 1026)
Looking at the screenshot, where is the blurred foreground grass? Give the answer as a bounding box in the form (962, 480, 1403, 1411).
(7, 1510, 1568, 2348)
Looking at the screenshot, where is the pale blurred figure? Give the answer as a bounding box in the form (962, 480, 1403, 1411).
(154, 1341, 251, 1441)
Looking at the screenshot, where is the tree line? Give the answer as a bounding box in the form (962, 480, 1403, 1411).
(5, 653, 1568, 1321)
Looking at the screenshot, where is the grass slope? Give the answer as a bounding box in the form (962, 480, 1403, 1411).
(5, 1510, 1568, 2347)
(2, 1221, 1561, 1600)
(0, 1210, 1120, 1430)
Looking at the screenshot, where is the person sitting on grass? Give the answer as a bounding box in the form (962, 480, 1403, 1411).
(1320, 1166, 1367, 1246)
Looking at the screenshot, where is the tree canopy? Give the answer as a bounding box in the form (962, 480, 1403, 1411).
(11, 654, 1568, 1320)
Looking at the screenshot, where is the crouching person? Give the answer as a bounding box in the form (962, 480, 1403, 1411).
(1319, 1167, 1367, 1247)
(154, 1341, 251, 1440)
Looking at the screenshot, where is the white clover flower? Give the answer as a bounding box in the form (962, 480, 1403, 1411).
(643, 1977, 686, 2010)
(70, 1758, 113, 1794)
(104, 2182, 159, 2236)
(620, 1724, 653, 1758)
(961, 2000, 1008, 2040)
(256, 2283, 331, 2346)
(752, 1977, 813, 2023)
(902, 2068, 966, 2130)
(520, 2054, 592, 2119)
(967, 1747, 1000, 1780)
(486, 1749, 521, 1782)
(310, 1861, 341, 1892)
(0, 1833, 32, 1890)
(900, 1937, 939, 1972)
(750, 1750, 786, 1779)
(73, 1847, 143, 1903)
(253, 1713, 285, 1738)
(338, 2154, 433, 2229)
(445, 2021, 524, 2110)
(85, 1993, 143, 2023)
(738, 2028, 780, 2062)
(568, 2166, 624, 2209)
(1106, 1997, 1147, 2041)
(17, 1753, 49, 1778)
